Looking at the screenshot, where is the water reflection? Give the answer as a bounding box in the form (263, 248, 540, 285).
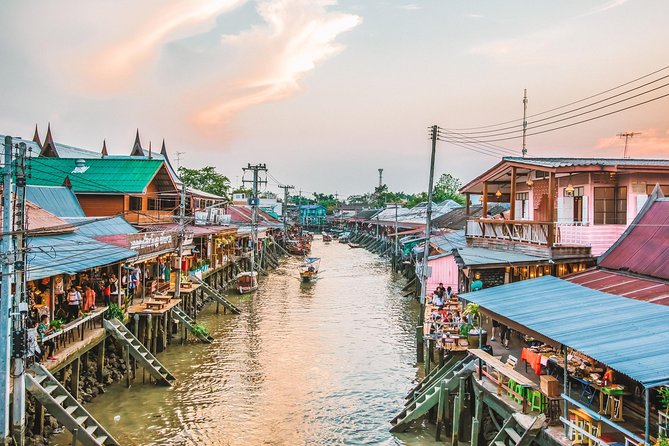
(55, 240, 443, 445)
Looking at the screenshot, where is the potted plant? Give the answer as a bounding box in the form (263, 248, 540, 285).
(462, 303, 487, 348)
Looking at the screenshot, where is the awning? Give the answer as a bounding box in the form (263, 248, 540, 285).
(454, 247, 547, 267)
(27, 233, 138, 281)
(460, 275, 669, 388)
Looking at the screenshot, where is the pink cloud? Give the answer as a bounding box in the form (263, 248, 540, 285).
(594, 128, 669, 157)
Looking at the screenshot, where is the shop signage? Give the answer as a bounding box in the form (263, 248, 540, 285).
(128, 232, 177, 255)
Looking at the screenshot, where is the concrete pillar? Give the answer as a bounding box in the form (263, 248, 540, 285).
(96, 338, 105, 382)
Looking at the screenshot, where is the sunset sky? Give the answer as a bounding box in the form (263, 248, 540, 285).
(1, 0, 668, 197)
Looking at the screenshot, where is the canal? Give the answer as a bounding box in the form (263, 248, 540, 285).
(55, 239, 441, 445)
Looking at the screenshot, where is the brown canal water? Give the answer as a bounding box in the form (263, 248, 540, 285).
(54, 239, 442, 445)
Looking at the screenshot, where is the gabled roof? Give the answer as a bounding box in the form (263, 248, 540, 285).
(566, 269, 669, 306)
(226, 205, 281, 226)
(28, 158, 170, 194)
(350, 209, 382, 221)
(460, 275, 669, 388)
(598, 187, 669, 280)
(25, 185, 85, 217)
(461, 156, 669, 194)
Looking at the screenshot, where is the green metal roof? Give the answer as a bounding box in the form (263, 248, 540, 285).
(28, 158, 164, 193)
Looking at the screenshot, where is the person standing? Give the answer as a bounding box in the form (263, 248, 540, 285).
(66, 286, 81, 322)
(37, 315, 56, 361)
(83, 285, 96, 312)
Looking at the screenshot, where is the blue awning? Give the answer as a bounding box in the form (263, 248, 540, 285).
(460, 275, 669, 388)
(27, 233, 137, 281)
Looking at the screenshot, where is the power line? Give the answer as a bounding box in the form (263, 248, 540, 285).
(446, 63, 669, 131)
(440, 80, 669, 141)
(438, 91, 669, 144)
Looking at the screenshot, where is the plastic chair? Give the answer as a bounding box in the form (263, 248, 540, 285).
(507, 378, 517, 398)
(511, 382, 524, 404)
(528, 389, 544, 412)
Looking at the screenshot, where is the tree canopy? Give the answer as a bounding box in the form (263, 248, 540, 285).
(178, 166, 231, 201)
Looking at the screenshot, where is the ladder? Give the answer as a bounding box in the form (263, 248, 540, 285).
(390, 355, 475, 433)
(171, 306, 213, 343)
(189, 275, 241, 314)
(26, 363, 118, 446)
(405, 353, 460, 401)
(490, 413, 545, 446)
(103, 318, 175, 385)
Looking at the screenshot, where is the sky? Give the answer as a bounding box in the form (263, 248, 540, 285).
(1, 0, 669, 198)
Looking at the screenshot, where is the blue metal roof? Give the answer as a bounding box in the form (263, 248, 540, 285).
(27, 233, 137, 281)
(63, 216, 138, 237)
(25, 185, 85, 217)
(460, 275, 669, 388)
(454, 247, 547, 266)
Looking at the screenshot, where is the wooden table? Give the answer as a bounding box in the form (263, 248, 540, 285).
(569, 408, 602, 446)
(599, 386, 625, 422)
(152, 295, 171, 304)
(144, 300, 165, 311)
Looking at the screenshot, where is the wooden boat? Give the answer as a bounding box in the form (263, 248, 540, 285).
(299, 257, 321, 283)
(322, 232, 332, 242)
(236, 271, 258, 294)
(348, 243, 362, 249)
(338, 233, 350, 243)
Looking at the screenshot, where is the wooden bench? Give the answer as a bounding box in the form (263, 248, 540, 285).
(152, 295, 171, 304)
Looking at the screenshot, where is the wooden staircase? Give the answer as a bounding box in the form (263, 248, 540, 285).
(490, 413, 545, 446)
(26, 363, 118, 446)
(171, 306, 213, 344)
(390, 355, 475, 433)
(189, 275, 241, 314)
(103, 318, 175, 386)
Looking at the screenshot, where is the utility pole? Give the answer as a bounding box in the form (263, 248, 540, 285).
(522, 89, 528, 158)
(417, 125, 438, 363)
(0, 136, 14, 442)
(175, 151, 185, 170)
(242, 164, 268, 274)
(378, 168, 384, 188)
(174, 182, 186, 300)
(12, 142, 27, 446)
(278, 184, 294, 239)
(617, 131, 641, 158)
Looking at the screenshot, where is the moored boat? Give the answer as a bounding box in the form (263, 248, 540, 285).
(348, 243, 362, 249)
(236, 271, 258, 294)
(322, 232, 332, 242)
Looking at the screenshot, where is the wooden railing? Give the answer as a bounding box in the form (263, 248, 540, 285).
(466, 219, 551, 245)
(466, 219, 591, 247)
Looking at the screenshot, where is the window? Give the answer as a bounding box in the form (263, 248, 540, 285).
(129, 196, 142, 211)
(646, 184, 669, 195)
(515, 192, 529, 219)
(594, 186, 627, 224)
(148, 198, 158, 211)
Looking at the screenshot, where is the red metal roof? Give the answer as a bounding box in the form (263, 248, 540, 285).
(566, 269, 669, 306)
(599, 199, 669, 281)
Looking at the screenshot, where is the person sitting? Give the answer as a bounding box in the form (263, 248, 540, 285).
(37, 315, 56, 361)
(432, 292, 444, 309)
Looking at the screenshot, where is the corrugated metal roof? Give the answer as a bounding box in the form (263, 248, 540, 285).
(28, 158, 165, 193)
(503, 156, 669, 168)
(599, 198, 669, 280)
(27, 233, 137, 280)
(461, 275, 669, 388)
(566, 269, 669, 306)
(25, 185, 85, 217)
(432, 204, 507, 230)
(63, 216, 138, 237)
(350, 209, 382, 220)
(1, 135, 103, 159)
(454, 247, 547, 266)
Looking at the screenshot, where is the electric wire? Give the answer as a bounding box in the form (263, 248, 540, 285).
(446, 63, 669, 131)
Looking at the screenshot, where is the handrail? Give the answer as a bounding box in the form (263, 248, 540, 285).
(42, 307, 106, 343)
(561, 393, 647, 445)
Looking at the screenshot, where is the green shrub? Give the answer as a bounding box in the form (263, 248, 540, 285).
(49, 319, 64, 330)
(106, 303, 124, 320)
(190, 323, 210, 338)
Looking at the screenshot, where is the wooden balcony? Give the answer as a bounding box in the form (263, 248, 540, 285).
(466, 219, 596, 259)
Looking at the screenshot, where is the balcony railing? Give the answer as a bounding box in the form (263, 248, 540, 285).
(466, 219, 589, 247)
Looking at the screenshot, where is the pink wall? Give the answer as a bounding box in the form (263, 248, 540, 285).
(427, 255, 459, 293)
